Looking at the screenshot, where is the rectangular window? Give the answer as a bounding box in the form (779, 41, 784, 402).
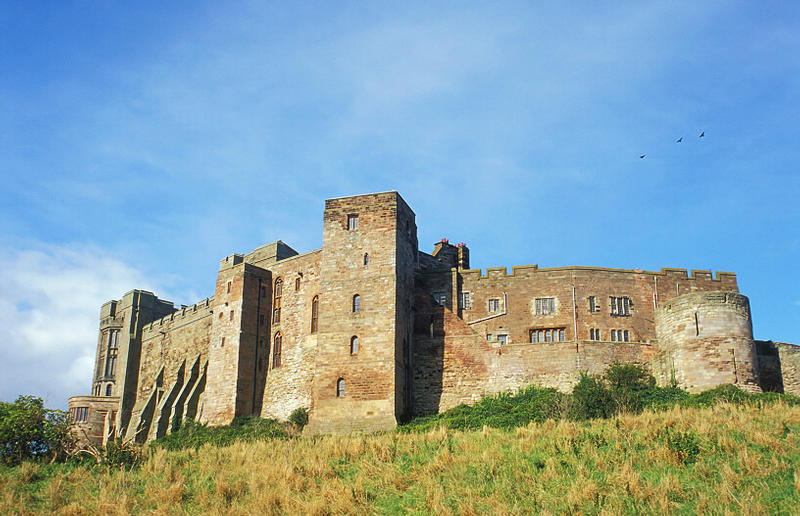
(460, 292, 471, 309)
(610, 296, 631, 316)
(590, 328, 601, 341)
(488, 298, 500, 313)
(559, 329, 565, 341)
(434, 293, 447, 306)
(347, 214, 359, 230)
(589, 296, 599, 313)
(227, 281, 232, 294)
(229, 310, 234, 321)
(497, 334, 508, 346)
(611, 330, 617, 342)
(73, 407, 88, 423)
(623, 330, 630, 342)
(535, 297, 555, 315)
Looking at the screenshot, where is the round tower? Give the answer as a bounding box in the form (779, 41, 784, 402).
(655, 291, 759, 392)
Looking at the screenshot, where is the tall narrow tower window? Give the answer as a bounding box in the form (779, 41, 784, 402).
(350, 336, 359, 355)
(363, 253, 369, 265)
(311, 296, 319, 333)
(273, 278, 282, 323)
(352, 294, 361, 313)
(273, 332, 282, 368)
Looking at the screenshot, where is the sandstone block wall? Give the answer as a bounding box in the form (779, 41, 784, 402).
(68, 396, 120, 447)
(411, 289, 657, 414)
(655, 291, 758, 392)
(775, 342, 800, 396)
(306, 192, 410, 435)
(73, 191, 798, 443)
(258, 250, 321, 420)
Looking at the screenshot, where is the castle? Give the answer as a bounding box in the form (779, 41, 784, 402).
(68, 191, 800, 445)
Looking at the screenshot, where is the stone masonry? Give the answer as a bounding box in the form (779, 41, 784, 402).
(68, 191, 800, 445)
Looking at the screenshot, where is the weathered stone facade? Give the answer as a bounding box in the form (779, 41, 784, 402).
(68, 191, 800, 444)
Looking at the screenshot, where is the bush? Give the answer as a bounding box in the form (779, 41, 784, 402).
(289, 408, 309, 429)
(0, 396, 74, 466)
(151, 417, 288, 450)
(570, 373, 615, 420)
(400, 385, 565, 432)
(661, 427, 701, 464)
(603, 363, 656, 415)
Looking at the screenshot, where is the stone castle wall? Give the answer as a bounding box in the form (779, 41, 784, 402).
(69, 191, 798, 443)
(258, 250, 322, 420)
(655, 291, 758, 392)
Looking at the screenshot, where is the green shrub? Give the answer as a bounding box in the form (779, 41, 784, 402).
(603, 363, 656, 415)
(151, 417, 289, 451)
(289, 407, 309, 429)
(0, 396, 74, 466)
(400, 385, 565, 432)
(570, 373, 615, 420)
(661, 427, 701, 464)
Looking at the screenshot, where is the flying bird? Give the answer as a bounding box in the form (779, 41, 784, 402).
(639, 155, 646, 159)
(699, 131, 705, 138)
(676, 137, 683, 143)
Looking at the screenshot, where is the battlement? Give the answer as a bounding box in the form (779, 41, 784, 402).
(456, 265, 737, 282)
(659, 290, 749, 312)
(145, 296, 214, 332)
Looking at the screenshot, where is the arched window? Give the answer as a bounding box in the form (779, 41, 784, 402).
(105, 384, 112, 396)
(336, 378, 345, 397)
(363, 253, 369, 265)
(311, 296, 319, 333)
(350, 336, 359, 355)
(352, 294, 360, 313)
(273, 279, 282, 323)
(273, 332, 282, 368)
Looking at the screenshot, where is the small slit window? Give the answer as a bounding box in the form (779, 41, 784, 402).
(364, 253, 369, 265)
(350, 336, 359, 355)
(273, 279, 282, 323)
(311, 296, 319, 333)
(352, 294, 360, 313)
(272, 332, 282, 368)
(336, 378, 345, 397)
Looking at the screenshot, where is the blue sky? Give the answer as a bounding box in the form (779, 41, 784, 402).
(1, 1, 798, 407)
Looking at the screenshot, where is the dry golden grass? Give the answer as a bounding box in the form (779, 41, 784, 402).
(2, 402, 800, 514)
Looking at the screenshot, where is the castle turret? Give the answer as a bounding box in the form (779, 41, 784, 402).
(655, 291, 760, 392)
(305, 192, 418, 434)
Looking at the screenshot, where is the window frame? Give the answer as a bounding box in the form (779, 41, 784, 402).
(310, 295, 319, 333)
(272, 332, 282, 368)
(352, 294, 361, 313)
(350, 335, 359, 355)
(336, 378, 345, 397)
(347, 214, 359, 230)
(273, 278, 283, 323)
(610, 296, 631, 316)
(535, 297, 555, 316)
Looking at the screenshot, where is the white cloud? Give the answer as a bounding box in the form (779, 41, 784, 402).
(0, 244, 163, 408)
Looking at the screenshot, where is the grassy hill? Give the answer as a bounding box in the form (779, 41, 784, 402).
(2, 399, 800, 514)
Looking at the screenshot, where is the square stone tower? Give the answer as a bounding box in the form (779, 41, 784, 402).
(306, 191, 417, 434)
